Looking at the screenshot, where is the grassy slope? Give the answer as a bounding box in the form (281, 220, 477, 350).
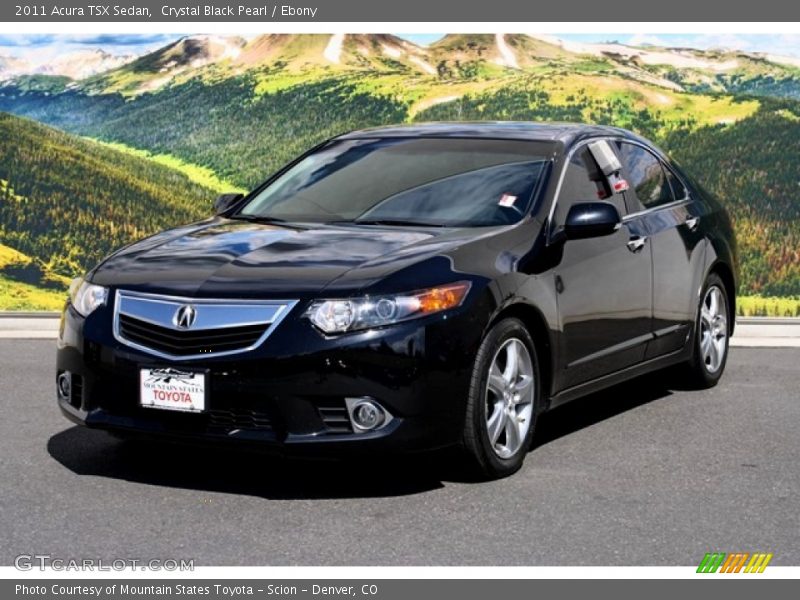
(0, 273, 65, 310)
(0, 244, 65, 310)
(89, 139, 246, 194)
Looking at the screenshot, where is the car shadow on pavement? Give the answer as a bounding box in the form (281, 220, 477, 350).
(47, 369, 678, 498)
(533, 367, 676, 449)
(47, 426, 448, 499)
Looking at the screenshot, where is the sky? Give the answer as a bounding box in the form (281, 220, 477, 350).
(1, 33, 799, 60)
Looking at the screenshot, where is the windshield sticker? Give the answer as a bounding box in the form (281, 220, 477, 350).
(498, 193, 517, 207)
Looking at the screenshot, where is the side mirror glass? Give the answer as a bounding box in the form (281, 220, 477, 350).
(214, 193, 244, 215)
(564, 201, 622, 240)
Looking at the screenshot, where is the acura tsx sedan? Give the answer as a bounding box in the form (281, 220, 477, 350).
(57, 122, 737, 478)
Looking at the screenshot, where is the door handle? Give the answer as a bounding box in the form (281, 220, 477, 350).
(626, 236, 648, 253)
(685, 216, 700, 231)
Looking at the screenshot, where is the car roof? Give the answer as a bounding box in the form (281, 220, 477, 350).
(336, 121, 639, 147)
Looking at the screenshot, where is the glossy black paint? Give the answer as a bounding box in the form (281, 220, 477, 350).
(563, 201, 621, 240)
(57, 122, 738, 453)
(214, 193, 243, 215)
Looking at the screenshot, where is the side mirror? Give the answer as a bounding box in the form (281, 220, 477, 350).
(214, 193, 243, 215)
(564, 201, 622, 240)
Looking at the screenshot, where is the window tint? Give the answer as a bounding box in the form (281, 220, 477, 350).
(360, 161, 547, 226)
(555, 148, 626, 225)
(239, 138, 553, 227)
(616, 142, 674, 209)
(665, 167, 688, 200)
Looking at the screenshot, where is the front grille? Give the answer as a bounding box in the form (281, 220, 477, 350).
(317, 404, 353, 434)
(208, 408, 273, 432)
(118, 314, 267, 357)
(113, 290, 297, 360)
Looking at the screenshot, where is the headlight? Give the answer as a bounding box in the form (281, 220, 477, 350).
(306, 282, 471, 334)
(68, 277, 108, 317)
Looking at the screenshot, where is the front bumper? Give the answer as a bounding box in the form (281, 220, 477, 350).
(56, 299, 483, 455)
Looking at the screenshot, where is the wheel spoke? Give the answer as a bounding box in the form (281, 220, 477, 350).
(487, 403, 505, 444)
(708, 337, 720, 370)
(708, 288, 719, 317)
(504, 411, 521, 453)
(713, 337, 726, 368)
(503, 342, 519, 383)
(488, 364, 506, 397)
(700, 333, 712, 358)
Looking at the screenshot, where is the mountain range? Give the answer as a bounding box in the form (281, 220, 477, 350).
(0, 33, 799, 309)
(5, 34, 800, 98)
(0, 48, 135, 82)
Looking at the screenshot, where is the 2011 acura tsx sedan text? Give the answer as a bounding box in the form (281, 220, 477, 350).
(57, 122, 737, 479)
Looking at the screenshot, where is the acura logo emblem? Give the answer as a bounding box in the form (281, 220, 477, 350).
(174, 304, 197, 329)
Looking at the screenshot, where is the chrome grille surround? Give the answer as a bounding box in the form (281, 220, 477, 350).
(113, 290, 298, 360)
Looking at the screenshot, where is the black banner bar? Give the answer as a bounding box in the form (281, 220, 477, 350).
(3, 0, 800, 22)
(3, 579, 797, 600)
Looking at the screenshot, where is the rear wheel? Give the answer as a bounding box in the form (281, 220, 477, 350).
(679, 273, 730, 388)
(462, 318, 541, 479)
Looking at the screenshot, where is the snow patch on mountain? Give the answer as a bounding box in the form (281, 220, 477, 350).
(409, 55, 436, 75)
(324, 33, 344, 64)
(381, 43, 403, 59)
(494, 34, 519, 69)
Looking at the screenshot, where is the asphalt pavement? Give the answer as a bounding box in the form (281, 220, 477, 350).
(0, 340, 798, 566)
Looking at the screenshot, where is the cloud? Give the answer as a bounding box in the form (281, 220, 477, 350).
(0, 34, 178, 60)
(67, 34, 177, 46)
(0, 34, 175, 47)
(627, 34, 671, 47)
(0, 34, 57, 47)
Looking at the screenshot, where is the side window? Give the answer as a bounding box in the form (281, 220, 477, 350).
(555, 147, 626, 225)
(665, 167, 688, 200)
(616, 142, 674, 210)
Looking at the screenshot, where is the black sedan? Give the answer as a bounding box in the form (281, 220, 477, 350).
(57, 122, 737, 479)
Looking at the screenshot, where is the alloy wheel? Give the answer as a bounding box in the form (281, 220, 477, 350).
(485, 338, 535, 459)
(699, 285, 728, 373)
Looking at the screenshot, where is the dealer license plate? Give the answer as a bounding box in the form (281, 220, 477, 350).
(139, 367, 206, 412)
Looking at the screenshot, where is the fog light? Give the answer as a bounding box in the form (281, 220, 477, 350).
(356, 402, 381, 428)
(344, 397, 393, 432)
(57, 371, 71, 401)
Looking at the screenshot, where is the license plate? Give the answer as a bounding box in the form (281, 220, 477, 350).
(139, 367, 206, 412)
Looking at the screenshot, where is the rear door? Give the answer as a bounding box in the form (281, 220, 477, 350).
(614, 141, 706, 358)
(552, 142, 653, 390)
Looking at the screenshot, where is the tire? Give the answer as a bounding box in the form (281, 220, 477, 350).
(462, 317, 542, 479)
(678, 273, 731, 389)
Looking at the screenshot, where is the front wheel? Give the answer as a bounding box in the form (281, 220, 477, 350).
(461, 318, 541, 479)
(679, 273, 731, 388)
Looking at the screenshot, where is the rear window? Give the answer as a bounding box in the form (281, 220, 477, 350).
(239, 137, 553, 227)
(615, 141, 674, 209)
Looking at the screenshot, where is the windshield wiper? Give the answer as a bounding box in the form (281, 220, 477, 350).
(352, 218, 446, 228)
(228, 214, 287, 224)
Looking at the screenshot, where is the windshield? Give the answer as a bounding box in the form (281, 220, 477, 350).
(237, 137, 552, 227)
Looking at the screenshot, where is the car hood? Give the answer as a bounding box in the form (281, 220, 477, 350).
(90, 218, 478, 298)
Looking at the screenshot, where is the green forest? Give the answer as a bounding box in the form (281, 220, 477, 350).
(0, 34, 798, 312)
(0, 113, 213, 306)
